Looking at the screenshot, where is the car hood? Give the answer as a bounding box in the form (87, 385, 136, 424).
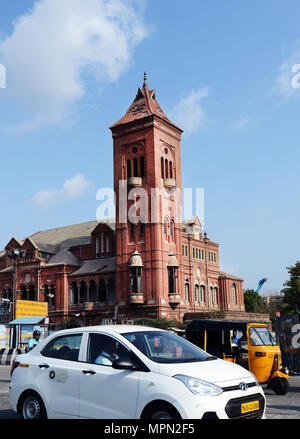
(157, 358, 252, 385)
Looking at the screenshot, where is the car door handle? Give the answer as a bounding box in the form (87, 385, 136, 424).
(39, 364, 50, 369)
(82, 369, 96, 375)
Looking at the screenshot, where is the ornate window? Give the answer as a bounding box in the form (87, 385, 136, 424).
(98, 280, 106, 302)
(200, 285, 205, 303)
(211, 287, 218, 305)
(232, 283, 237, 305)
(184, 281, 190, 302)
(130, 267, 143, 294)
(170, 220, 174, 241)
(164, 218, 168, 237)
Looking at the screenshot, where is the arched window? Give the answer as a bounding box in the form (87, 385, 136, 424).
(106, 236, 110, 256)
(107, 278, 115, 303)
(80, 281, 87, 303)
(194, 284, 199, 302)
(184, 281, 190, 302)
(169, 161, 173, 179)
(89, 280, 97, 302)
(49, 285, 55, 307)
(168, 267, 177, 294)
(170, 220, 174, 241)
(140, 156, 145, 178)
(130, 267, 143, 295)
(129, 222, 135, 238)
(127, 160, 132, 178)
(98, 280, 106, 303)
(101, 232, 105, 257)
(164, 218, 168, 237)
(200, 285, 205, 303)
(21, 285, 27, 300)
(161, 157, 164, 178)
(28, 285, 35, 301)
(44, 285, 48, 302)
(133, 158, 138, 177)
(212, 287, 218, 305)
(140, 222, 145, 236)
(70, 282, 78, 305)
(165, 159, 168, 179)
(96, 237, 100, 258)
(232, 283, 237, 305)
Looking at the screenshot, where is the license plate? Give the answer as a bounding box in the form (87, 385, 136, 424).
(241, 400, 259, 414)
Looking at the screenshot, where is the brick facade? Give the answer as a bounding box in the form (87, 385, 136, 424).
(0, 77, 245, 327)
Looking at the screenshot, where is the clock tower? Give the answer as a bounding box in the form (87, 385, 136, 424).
(110, 74, 185, 319)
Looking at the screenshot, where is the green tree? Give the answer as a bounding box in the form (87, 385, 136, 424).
(243, 289, 266, 313)
(281, 261, 300, 312)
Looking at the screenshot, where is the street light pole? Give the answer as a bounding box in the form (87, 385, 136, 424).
(12, 258, 17, 321)
(6, 248, 26, 321)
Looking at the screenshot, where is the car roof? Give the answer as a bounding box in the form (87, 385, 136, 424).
(53, 325, 165, 335)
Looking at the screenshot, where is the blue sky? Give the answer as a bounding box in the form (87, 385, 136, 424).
(0, 0, 300, 295)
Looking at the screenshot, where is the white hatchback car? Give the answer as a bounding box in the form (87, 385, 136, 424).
(10, 325, 266, 419)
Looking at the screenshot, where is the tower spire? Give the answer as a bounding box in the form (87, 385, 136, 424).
(143, 71, 147, 88)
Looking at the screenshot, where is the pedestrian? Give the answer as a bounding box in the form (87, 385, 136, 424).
(28, 330, 41, 351)
(231, 330, 239, 344)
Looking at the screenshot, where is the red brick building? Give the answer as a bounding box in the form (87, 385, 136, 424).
(0, 77, 244, 327)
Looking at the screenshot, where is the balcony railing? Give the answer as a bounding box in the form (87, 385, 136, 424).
(130, 294, 144, 305)
(128, 177, 143, 187)
(163, 178, 176, 189)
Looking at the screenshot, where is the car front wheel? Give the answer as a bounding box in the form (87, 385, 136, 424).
(20, 393, 47, 420)
(143, 403, 181, 420)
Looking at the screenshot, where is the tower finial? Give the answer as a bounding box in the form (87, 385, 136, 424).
(143, 71, 147, 88)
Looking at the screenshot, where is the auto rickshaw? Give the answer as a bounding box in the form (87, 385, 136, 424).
(185, 320, 290, 395)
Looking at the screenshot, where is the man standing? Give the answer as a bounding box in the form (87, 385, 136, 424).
(28, 330, 41, 351)
(231, 330, 239, 345)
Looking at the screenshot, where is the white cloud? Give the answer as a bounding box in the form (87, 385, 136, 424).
(33, 174, 90, 208)
(0, 0, 148, 131)
(229, 117, 252, 132)
(170, 88, 209, 136)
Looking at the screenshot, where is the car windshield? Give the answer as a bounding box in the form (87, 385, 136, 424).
(249, 327, 277, 346)
(121, 330, 213, 363)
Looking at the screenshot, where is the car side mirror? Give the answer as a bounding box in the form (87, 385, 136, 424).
(112, 358, 136, 371)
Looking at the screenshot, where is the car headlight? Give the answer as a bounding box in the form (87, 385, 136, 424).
(174, 374, 223, 396)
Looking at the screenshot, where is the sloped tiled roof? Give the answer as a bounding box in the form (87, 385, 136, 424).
(48, 248, 80, 267)
(29, 219, 115, 249)
(70, 257, 115, 276)
(0, 265, 14, 274)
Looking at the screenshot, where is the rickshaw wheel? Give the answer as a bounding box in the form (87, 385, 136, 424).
(270, 377, 289, 395)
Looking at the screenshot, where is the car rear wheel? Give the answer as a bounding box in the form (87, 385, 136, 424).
(20, 393, 47, 420)
(143, 403, 181, 420)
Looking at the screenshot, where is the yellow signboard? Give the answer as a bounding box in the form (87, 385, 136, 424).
(16, 300, 48, 319)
